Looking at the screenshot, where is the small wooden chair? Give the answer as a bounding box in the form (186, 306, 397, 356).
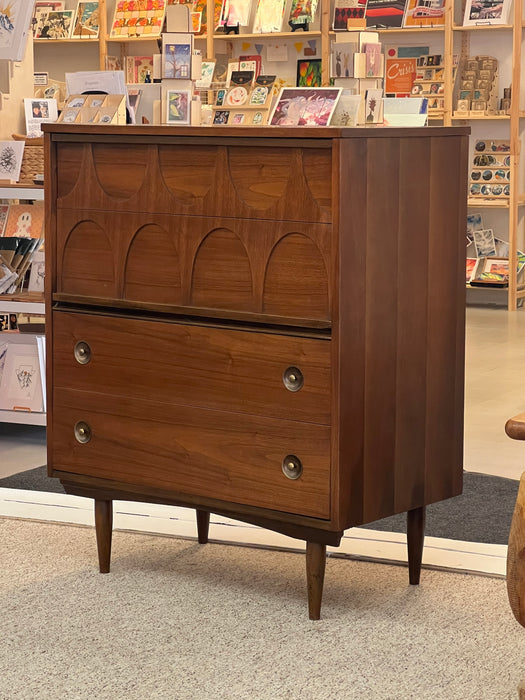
(504, 413, 525, 699)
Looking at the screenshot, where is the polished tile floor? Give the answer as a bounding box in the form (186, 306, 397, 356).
(1, 305, 525, 482)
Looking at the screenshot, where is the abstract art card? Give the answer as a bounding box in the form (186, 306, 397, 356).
(253, 0, 286, 33)
(463, 0, 511, 25)
(192, 0, 223, 34)
(36, 10, 74, 38)
(0, 141, 24, 183)
(0, 343, 43, 413)
(403, 0, 445, 27)
(365, 0, 407, 28)
(269, 87, 341, 126)
(289, 0, 319, 25)
(332, 0, 367, 29)
(0, 1, 35, 60)
(110, 0, 167, 38)
(166, 89, 191, 124)
(72, 1, 99, 38)
(296, 59, 322, 87)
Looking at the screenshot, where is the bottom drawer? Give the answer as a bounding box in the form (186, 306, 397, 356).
(51, 388, 331, 519)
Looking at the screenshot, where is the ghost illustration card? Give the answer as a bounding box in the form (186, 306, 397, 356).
(4, 203, 45, 239)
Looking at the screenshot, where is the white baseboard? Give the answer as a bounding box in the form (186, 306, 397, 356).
(0, 487, 507, 577)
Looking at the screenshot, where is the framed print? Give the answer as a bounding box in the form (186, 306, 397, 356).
(463, 0, 511, 25)
(296, 59, 322, 87)
(269, 87, 342, 126)
(0, 1, 35, 60)
(470, 256, 510, 287)
(166, 89, 191, 125)
(71, 1, 99, 39)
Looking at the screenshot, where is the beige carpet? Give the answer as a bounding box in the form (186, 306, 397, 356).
(1, 517, 525, 700)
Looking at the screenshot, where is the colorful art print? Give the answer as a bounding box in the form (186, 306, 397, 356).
(195, 60, 216, 89)
(253, 0, 286, 33)
(297, 59, 322, 88)
(0, 141, 24, 182)
(0, 1, 35, 60)
(166, 90, 191, 124)
(252, 111, 265, 124)
(226, 86, 248, 106)
(365, 88, 382, 122)
(192, 0, 223, 34)
(4, 203, 45, 239)
(0, 204, 9, 236)
(249, 85, 268, 105)
(384, 56, 417, 94)
(72, 1, 99, 38)
(466, 257, 477, 283)
(364, 43, 382, 77)
(471, 257, 510, 286)
(163, 43, 191, 78)
(111, 0, 167, 37)
(289, 0, 319, 25)
(403, 0, 445, 28)
(269, 87, 342, 127)
(219, 0, 252, 26)
(463, 0, 511, 25)
(333, 0, 366, 29)
(239, 55, 262, 79)
(32, 7, 52, 37)
(215, 89, 227, 106)
(191, 11, 202, 31)
(134, 56, 154, 82)
(213, 109, 230, 124)
(232, 112, 246, 124)
(365, 0, 408, 28)
(37, 10, 74, 38)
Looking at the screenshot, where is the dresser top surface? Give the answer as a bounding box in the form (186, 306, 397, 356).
(42, 124, 470, 141)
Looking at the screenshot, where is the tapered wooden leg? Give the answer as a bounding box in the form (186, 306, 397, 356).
(407, 505, 426, 585)
(196, 509, 210, 544)
(94, 499, 113, 574)
(306, 541, 326, 620)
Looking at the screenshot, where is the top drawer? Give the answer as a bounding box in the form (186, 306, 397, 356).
(55, 141, 332, 224)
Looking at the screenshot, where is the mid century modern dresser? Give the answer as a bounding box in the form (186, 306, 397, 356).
(44, 124, 468, 618)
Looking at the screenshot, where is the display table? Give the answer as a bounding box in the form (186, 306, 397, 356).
(43, 124, 469, 618)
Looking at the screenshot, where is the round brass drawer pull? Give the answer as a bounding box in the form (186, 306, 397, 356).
(74, 421, 92, 444)
(282, 455, 303, 480)
(283, 366, 304, 392)
(74, 341, 91, 364)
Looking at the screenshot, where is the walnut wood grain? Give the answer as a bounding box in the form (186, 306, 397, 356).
(53, 311, 331, 425)
(44, 125, 469, 618)
(94, 499, 113, 573)
(306, 542, 326, 620)
(52, 387, 331, 519)
(507, 473, 525, 627)
(196, 510, 210, 544)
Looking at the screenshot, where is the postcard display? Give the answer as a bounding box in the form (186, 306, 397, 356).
(410, 54, 456, 117)
(469, 138, 510, 202)
(454, 56, 500, 117)
(161, 30, 202, 125)
(212, 73, 276, 125)
(56, 94, 126, 125)
(330, 31, 384, 126)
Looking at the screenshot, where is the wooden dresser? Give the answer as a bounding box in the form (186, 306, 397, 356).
(44, 124, 469, 618)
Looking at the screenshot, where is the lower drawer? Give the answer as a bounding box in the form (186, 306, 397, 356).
(51, 388, 331, 519)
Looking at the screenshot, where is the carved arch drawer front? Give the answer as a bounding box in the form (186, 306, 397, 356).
(55, 211, 332, 324)
(51, 387, 331, 519)
(52, 311, 332, 425)
(55, 142, 332, 223)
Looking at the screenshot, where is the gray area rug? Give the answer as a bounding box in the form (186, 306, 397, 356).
(0, 467, 518, 545)
(0, 518, 523, 700)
